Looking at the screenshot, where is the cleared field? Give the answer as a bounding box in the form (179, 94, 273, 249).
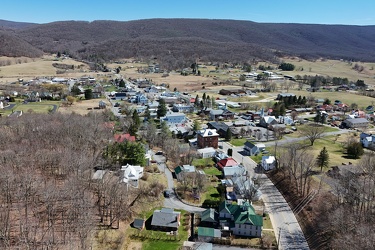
(0, 56, 91, 83)
(280, 58, 375, 86)
(58, 98, 111, 115)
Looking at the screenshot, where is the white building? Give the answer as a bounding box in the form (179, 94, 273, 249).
(121, 164, 144, 188)
(261, 155, 276, 171)
(197, 147, 216, 158)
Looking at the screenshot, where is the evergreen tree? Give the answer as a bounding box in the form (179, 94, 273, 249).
(227, 148, 233, 156)
(297, 95, 302, 105)
(347, 141, 364, 159)
(84, 89, 93, 100)
(194, 95, 200, 107)
(316, 147, 329, 172)
(314, 111, 321, 123)
(119, 79, 126, 88)
(157, 99, 167, 118)
(70, 85, 81, 96)
(144, 107, 151, 121)
(225, 129, 232, 141)
(132, 109, 141, 128)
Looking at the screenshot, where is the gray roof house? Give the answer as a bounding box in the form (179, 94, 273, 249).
(244, 141, 260, 156)
(343, 118, 369, 129)
(151, 208, 181, 231)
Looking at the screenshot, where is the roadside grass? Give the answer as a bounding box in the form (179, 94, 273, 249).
(284, 124, 339, 139)
(230, 138, 248, 146)
(262, 213, 273, 229)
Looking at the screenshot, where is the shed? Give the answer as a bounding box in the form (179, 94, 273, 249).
(133, 218, 145, 230)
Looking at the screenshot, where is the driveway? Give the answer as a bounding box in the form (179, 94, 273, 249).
(152, 153, 205, 213)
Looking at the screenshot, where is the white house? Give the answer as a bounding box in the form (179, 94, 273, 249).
(160, 112, 186, 124)
(261, 155, 276, 171)
(121, 164, 144, 188)
(197, 147, 216, 158)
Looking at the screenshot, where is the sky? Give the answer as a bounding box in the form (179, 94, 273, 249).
(1, 0, 374, 25)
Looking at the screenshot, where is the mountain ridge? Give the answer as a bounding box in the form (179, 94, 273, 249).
(1, 18, 375, 64)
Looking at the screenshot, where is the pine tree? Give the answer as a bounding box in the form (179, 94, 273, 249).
(225, 129, 232, 141)
(316, 147, 329, 172)
(157, 99, 167, 118)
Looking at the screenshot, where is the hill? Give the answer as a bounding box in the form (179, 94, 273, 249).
(1, 19, 375, 64)
(0, 30, 43, 57)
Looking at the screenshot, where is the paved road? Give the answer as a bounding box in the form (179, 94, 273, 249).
(220, 140, 309, 250)
(153, 154, 205, 213)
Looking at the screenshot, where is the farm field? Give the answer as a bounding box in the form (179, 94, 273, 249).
(280, 58, 375, 87)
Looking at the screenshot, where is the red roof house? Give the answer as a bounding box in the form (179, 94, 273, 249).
(217, 157, 238, 169)
(114, 133, 136, 143)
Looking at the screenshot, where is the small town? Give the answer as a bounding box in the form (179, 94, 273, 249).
(1, 2, 375, 250)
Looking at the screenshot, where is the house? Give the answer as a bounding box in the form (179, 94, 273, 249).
(133, 218, 145, 230)
(160, 112, 186, 124)
(360, 132, 375, 149)
(121, 164, 144, 188)
(259, 116, 277, 128)
(151, 208, 181, 231)
(244, 141, 259, 156)
(197, 147, 216, 158)
(197, 129, 219, 149)
(98, 100, 106, 109)
(172, 103, 194, 113)
(197, 227, 221, 242)
(200, 208, 219, 226)
(217, 158, 238, 169)
(223, 166, 246, 179)
(209, 109, 235, 121)
(342, 118, 369, 129)
(174, 165, 196, 181)
(114, 92, 127, 100)
(261, 155, 276, 171)
(114, 133, 136, 143)
(207, 122, 230, 138)
(134, 94, 148, 104)
(218, 201, 263, 237)
(213, 151, 228, 163)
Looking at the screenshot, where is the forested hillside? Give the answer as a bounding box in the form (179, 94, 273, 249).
(1, 18, 375, 64)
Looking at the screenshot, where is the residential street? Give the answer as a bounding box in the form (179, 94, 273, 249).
(220, 140, 309, 250)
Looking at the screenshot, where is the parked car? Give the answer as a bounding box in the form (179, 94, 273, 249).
(163, 190, 171, 198)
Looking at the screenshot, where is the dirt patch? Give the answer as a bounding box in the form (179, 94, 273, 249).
(127, 241, 142, 250)
(58, 98, 111, 115)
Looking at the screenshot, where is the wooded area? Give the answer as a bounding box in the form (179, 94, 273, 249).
(0, 112, 163, 249)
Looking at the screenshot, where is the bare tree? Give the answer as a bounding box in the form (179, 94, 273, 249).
(298, 124, 326, 145)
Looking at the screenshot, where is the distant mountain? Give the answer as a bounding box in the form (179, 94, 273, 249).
(1, 18, 375, 64)
(0, 19, 37, 29)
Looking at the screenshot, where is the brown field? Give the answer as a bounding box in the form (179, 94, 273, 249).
(0, 55, 91, 83)
(58, 98, 111, 115)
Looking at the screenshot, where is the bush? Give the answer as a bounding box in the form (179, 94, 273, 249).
(141, 172, 149, 181)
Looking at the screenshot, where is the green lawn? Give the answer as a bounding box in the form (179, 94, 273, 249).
(192, 158, 215, 167)
(127, 210, 189, 250)
(230, 138, 248, 146)
(203, 185, 221, 202)
(203, 166, 222, 176)
(2, 101, 60, 115)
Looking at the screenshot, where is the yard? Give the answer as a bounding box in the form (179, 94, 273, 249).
(127, 209, 190, 250)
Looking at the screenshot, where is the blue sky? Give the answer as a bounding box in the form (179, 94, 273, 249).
(1, 0, 374, 25)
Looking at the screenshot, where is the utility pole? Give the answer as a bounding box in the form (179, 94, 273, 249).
(278, 227, 281, 249)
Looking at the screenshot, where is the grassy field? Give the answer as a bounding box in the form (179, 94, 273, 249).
(192, 158, 215, 167)
(202, 166, 222, 176)
(0, 56, 90, 82)
(281, 58, 375, 86)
